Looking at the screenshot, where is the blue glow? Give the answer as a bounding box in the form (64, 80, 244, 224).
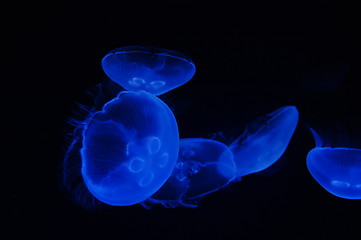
(306, 128, 361, 199)
(63, 46, 304, 209)
(307, 147, 361, 199)
(101, 46, 196, 95)
(80, 90, 179, 206)
(143, 138, 236, 208)
(230, 106, 299, 177)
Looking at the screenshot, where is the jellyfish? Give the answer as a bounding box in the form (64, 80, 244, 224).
(142, 138, 236, 208)
(306, 128, 361, 199)
(80, 90, 179, 206)
(101, 46, 196, 95)
(229, 106, 299, 177)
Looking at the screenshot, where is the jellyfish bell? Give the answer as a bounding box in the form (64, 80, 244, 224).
(230, 105, 299, 177)
(142, 138, 236, 208)
(101, 46, 196, 96)
(81, 90, 179, 206)
(61, 80, 126, 210)
(306, 127, 361, 199)
(307, 147, 361, 199)
(173, 138, 236, 197)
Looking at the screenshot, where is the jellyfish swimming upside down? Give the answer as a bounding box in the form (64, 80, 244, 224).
(80, 90, 179, 206)
(101, 46, 196, 96)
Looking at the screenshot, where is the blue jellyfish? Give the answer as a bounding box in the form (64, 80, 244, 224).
(307, 148, 361, 199)
(306, 128, 361, 199)
(229, 106, 299, 177)
(81, 90, 179, 206)
(142, 138, 236, 208)
(101, 46, 196, 95)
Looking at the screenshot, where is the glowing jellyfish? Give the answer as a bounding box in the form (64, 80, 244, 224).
(306, 129, 361, 199)
(143, 138, 236, 208)
(81, 90, 179, 206)
(101, 46, 196, 95)
(230, 106, 299, 177)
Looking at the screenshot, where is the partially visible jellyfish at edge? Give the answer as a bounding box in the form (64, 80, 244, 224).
(101, 46, 196, 96)
(306, 128, 361, 199)
(142, 138, 236, 208)
(229, 105, 299, 178)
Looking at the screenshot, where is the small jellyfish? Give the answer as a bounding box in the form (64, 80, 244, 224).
(230, 106, 299, 177)
(101, 46, 196, 95)
(81, 90, 179, 206)
(306, 128, 361, 199)
(143, 138, 236, 208)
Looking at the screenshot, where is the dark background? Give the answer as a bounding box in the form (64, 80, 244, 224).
(6, 1, 361, 239)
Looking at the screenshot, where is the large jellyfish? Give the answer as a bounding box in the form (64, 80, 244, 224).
(142, 138, 236, 208)
(306, 129, 361, 199)
(101, 46, 196, 95)
(229, 106, 299, 177)
(80, 90, 179, 206)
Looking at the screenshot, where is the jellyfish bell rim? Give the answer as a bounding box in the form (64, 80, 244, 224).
(306, 147, 361, 168)
(255, 105, 298, 135)
(101, 45, 196, 78)
(101, 46, 196, 82)
(102, 45, 196, 67)
(236, 105, 299, 146)
(307, 147, 361, 199)
(101, 46, 196, 95)
(312, 146, 361, 152)
(307, 146, 361, 165)
(265, 105, 298, 123)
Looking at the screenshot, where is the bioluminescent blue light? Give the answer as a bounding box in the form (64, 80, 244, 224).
(101, 46, 196, 96)
(81, 90, 179, 206)
(143, 138, 236, 208)
(230, 106, 299, 177)
(306, 128, 361, 199)
(307, 147, 361, 199)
